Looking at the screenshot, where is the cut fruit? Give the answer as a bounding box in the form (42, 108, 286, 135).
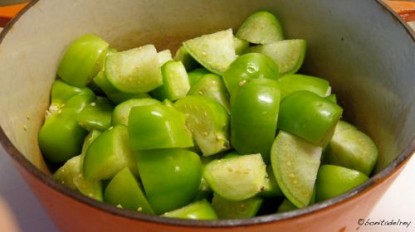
(53, 155, 82, 190)
(162, 199, 217, 220)
(203, 153, 266, 201)
(250, 39, 306, 75)
(105, 44, 163, 93)
(230, 79, 280, 163)
(128, 104, 194, 150)
(187, 68, 211, 87)
(83, 125, 136, 181)
(183, 29, 236, 74)
(78, 97, 114, 131)
(57, 34, 109, 87)
(175, 95, 230, 156)
(104, 167, 154, 214)
(92, 68, 149, 104)
(112, 98, 161, 126)
(325, 120, 378, 176)
(277, 198, 298, 213)
(157, 49, 173, 65)
(174, 45, 199, 71)
(222, 53, 280, 96)
(236, 11, 284, 44)
(136, 149, 202, 214)
(271, 131, 322, 208)
(278, 91, 343, 146)
(211, 193, 263, 219)
(151, 60, 190, 101)
(233, 36, 249, 55)
(259, 165, 283, 197)
(73, 173, 103, 202)
(277, 74, 331, 99)
(315, 164, 368, 202)
(188, 73, 231, 113)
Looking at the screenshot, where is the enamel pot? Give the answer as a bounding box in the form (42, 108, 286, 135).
(0, 0, 414, 231)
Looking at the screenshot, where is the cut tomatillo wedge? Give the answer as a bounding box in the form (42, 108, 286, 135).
(150, 60, 190, 101)
(83, 125, 136, 181)
(236, 10, 284, 44)
(211, 193, 263, 219)
(325, 120, 378, 175)
(75, 130, 104, 201)
(271, 131, 322, 208)
(128, 104, 193, 150)
(104, 167, 154, 214)
(162, 199, 217, 220)
(277, 198, 298, 213)
(136, 149, 202, 214)
(203, 153, 267, 201)
(187, 68, 211, 87)
(78, 97, 114, 131)
(233, 36, 249, 55)
(157, 49, 173, 66)
(277, 74, 331, 99)
(105, 44, 163, 93)
(174, 95, 230, 156)
(53, 155, 103, 201)
(188, 73, 231, 113)
(112, 98, 161, 126)
(250, 39, 306, 75)
(230, 79, 280, 163)
(57, 34, 109, 87)
(53, 155, 82, 190)
(93, 69, 149, 104)
(50, 79, 88, 106)
(315, 164, 368, 202)
(259, 165, 283, 197)
(222, 53, 280, 96)
(278, 91, 343, 146)
(183, 29, 236, 74)
(39, 90, 95, 164)
(173, 46, 199, 71)
(73, 173, 103, 202)
(79, 130, 102, 168)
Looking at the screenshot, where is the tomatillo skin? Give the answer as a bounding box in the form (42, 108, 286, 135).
(230, 79, 280, 162)
(104, 167, 154, 214)
(78, 97, 114, 131)
(135, 149, 202, 214)
(57, 34, 109, 87)
(50, 79, 87, 105)
(162, 199, 218, 220)
(38, 86, 95, 164)
(83, 125, 137, 181)
(222, 53, 280, 96)
(128, 104, 193, 150)
(277, 74, 331, 99)
(278, 90, 343, 146)
(188, 73, 231, 113)
(315, 164, 368, 202)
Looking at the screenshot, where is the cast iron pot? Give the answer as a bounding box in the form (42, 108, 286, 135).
(0, 0, 414, 231)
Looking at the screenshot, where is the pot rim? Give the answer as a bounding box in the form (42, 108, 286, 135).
(1, 0, 414, 228)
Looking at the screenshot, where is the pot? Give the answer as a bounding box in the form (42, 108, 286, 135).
(0, 0, 414, 231)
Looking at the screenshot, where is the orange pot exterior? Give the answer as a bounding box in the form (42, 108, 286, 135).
(12, 154, 406, 232)
(384, 0, 415, 21)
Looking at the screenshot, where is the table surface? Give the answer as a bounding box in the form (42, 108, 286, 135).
(1, 14, 415, 232)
